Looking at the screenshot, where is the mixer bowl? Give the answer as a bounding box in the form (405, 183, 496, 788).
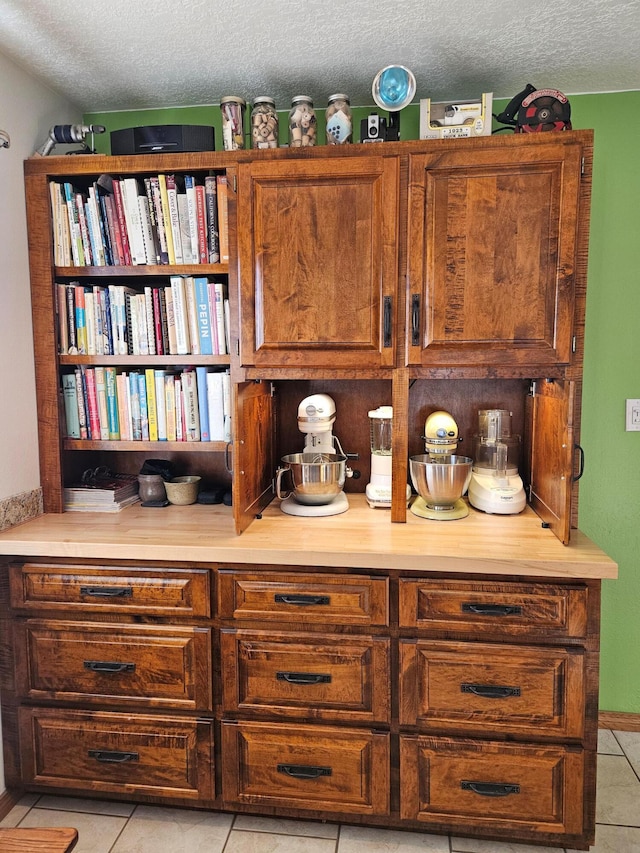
(277, 453, 347, 506)
(409, 454, 473, 508)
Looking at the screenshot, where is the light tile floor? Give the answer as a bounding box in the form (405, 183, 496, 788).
(1, 730, 639, 853)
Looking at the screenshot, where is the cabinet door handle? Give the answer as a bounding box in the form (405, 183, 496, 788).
(80, 586, 133, 598)
(573, 443, 585, 481)
(383, 296, 392, 348)
(83, 660, 136, 674)
(461, 603, 523, 617)
(274, 594, 330, 606)
(461, 780, 520, 797)
(277, 763, 332, 779)
(411, 293, 421, 346)
(88, 750, 139, 763)
(276, 671, 332, 685)
(461, 682, 521, 698)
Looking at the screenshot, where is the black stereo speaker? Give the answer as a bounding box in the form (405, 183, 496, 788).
(110, 124, 215, 155)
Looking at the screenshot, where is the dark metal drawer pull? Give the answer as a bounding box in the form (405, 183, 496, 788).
(411, 293, 421, 346)
(84, 660, 136, 674)
(274, 594, 330, 606)
(88, 749, 139, 763)
(461, 780, 520, 797)
(461, 603, 523, 617)
(277, 763, 332, 779)
(383, 295, 392, 348)
(276, 671, 332, 685)
(80, 586, 133, 598)
(461, 682, 521, 698)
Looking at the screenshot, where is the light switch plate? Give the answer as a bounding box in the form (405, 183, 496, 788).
(626, 399, 640, 431)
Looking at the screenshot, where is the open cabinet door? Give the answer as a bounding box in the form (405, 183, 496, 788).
(233, 380, 276, 534)
(527, 379, 575, 545)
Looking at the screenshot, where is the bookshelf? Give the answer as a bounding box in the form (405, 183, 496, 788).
(24, 153, 239, 514)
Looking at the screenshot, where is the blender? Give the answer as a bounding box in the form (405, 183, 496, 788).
(366, 406, 411, 508)
(409, 410, 473, 520)
(275, 394, 354, 517)
(467, 409, 526, 514)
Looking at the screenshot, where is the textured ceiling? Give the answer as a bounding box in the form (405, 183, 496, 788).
(0, 0, 638, 112)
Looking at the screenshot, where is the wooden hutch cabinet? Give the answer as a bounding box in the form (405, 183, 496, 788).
(0, 129, 616, 852)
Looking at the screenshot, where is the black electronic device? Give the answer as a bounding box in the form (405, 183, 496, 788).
(110, 124, 215, 155)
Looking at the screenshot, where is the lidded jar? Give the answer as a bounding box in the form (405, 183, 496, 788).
(251, 97, 279, 149)
(220, 95, 246, 150)
(326, 94, 352, 144)
(288, 95, 316, 147)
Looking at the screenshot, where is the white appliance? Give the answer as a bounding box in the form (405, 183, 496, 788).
(467, 409, 526, 515)
(365, 406, 411, 508)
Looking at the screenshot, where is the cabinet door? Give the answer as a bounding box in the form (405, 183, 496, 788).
(407, 139, 583, 368)
(237, 155, 399, 369)
(233, 379, 276, 533)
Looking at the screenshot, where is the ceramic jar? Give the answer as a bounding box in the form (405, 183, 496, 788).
(137, 474, 167, 503)
(220, 95, 246, 150)
(326, 94, 352, 144)
(288, 96, 316, 147)
(251, 97, 279, 149)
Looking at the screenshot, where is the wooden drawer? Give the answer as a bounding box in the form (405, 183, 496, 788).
(15, 620, 213, 712)
(19, 707, 214, 801)
(400, 735, 585, 837)
(399, 578, 588, 639)
(9, 563, 211, 617)
(221, 721, 389, 815)
(399, 640, 585, 739)
(218, 570, 389, 626)
(221, 629, 390, 724)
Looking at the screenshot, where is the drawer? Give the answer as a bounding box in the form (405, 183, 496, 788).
(15, 620, 213, 711)
(221, 721, 389, 815)
(221, 629, 390, 723)
(218, 570, 389, 626)
(19, 707, 214, 801)
(400, 735, 585, 837)
(399, 578, 588, 639)
(9, 563, 211, 617)
(399, 640, 585, 738)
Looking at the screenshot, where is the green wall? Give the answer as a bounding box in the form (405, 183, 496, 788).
(85, 92, 640, 713)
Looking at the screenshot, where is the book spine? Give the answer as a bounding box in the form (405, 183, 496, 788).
(204, 175, 220, 263)
(104, 366, 120, 440)
(158, 174, 176, 264)
(195, 183, 208, 264)
(149, 176, 169, 264)
(84, 290, 95, 355)
(111, 179, 132, 265)
(121, 178, 147, 265)
(166, 174, 183, 264)
(57, 282, 69, 354)
(159, 286, 170, 355)
(216, 174, 229, 263)
(136, 294, 149, 356)
(195, 366, 210, 441)
(66, 285, 77, 352)
(74, 368, 88, 439)
(138, 194, 157, 266)
(74, 285, 87, 354)
(76, 193, 93, 265)
(62, 373, 81, 439)
(174, 376, 184, 441)
(207, 281, 220, 354)
(165, 375, 177, 442)
(151, 287, 164, 355)
(97, 189, 115, 266)
(143, 176, 161, 264)
(184, 175, 200, 263)
(138, 372, 149, 440)
(88, 185, 107, 265)
(222, 368, 232, 442)
(144, 286, 156, 355)
(129, 371, 142, 440)
(94, 365, 110, 440)
(63, 182, 84, 265)
(178, 192, 194, 264)
(214, 281, 227, 355)
(206, 370, 225, 441)
(184, 276, 200, 355)
(145, 368, 158, 441)
(182, 369, 200, 441)
(194, 277, 213, 355)
(104, 195, 122, 266)
(154, 370, 168, 440)
(102, 287, 114, 355)
(170, 276, 190, 355)
(84, 367, 101, 439)
(164, 287, 177, 355)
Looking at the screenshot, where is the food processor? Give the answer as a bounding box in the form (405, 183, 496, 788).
(467, 409, 526, 514)
(275, 394, 354, 517)
(365, 406, 411, 508)
(409, 410, 473, 520)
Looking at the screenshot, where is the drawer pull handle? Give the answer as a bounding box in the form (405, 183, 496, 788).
(84, 660, 136, 674)
(277, 763, 332, 779)
(383, 295, 392, 348)
(461, 603, 523, 617)
(88, 750, 139, 763)
(461, 780, 520, 797)
(80, 586, 133, 598)
(461, 683, 521, 698)
(274, 594, 330, 607)
(411, 293, 421, 346)
(276, 671, 332, 685)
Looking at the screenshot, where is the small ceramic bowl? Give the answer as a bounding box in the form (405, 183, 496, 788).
(164, 476, 201, 506)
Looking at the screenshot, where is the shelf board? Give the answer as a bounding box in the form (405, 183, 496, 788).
(55, 263, 229, 277)
(59, 354, 230, 366)
(63, 439, 229, 451)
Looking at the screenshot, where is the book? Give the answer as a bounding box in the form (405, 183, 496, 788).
(164, 287, 177, 355)
(178, 191, 195, 264)
(195, 366, 210, 441)
(116, 372, 131, 440)
(165, 174, 183, 264)
(148, 176, 169, 264)
(170, 276, 190, 355)
(76, 192, 93, 265)
(182, 369, 200, 441)
(174, 376, 184, 441)
(195, 183, 208, 264)
(63, 471, 140, 512)
(63, 182, 85, 265)
(128, 371, 142, 440)
(158, 173, 176, 264)
(87, 184, 106, 265)
(66, 285, 77, 353)
(145, 367, 158, 441)
(183, 276, 200, 355)
(207, 281, 220, 353)
(216, 174, 229, 263)
(154, 370, 168, 440)
(83, 367, 101, 439)
(206, 370, 225, 441)
(213, 280, 227, 355)
(94, 365, 110, 440)
(62, 373, 81, 439)
(184, 175, 200, 263)
(74, 285, 87, 354)
(111, 177, 132, 265)
(56, 283, 69, 354)
(164, 374, 177, 441)
(138, 194, 157, 266)
(144, 286, 156, 355)
(84, 289, 96, 355)
(204, 175, 220, 263)
(104, 366, 120, 440)
(143, 176, 162, 265)
(138, 372, 150, 440)
(74, 367, 88, 439)
(120, 178, 147, 264)
(194, 277, 213, 355)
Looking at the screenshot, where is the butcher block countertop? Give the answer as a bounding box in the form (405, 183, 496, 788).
(0, 495, 617, 579)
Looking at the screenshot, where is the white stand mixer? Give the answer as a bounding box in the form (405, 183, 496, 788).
(277, 394, 353, 517)
(467, 409, 526, 515)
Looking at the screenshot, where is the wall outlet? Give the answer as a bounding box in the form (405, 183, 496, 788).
(626, 399, 640, 431)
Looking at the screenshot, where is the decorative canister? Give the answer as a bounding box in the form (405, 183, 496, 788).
(220, 95, 246, 150)
(326, 94, 352, 144)
(288, 96, 317, 147)
(251, 97, 279, 149)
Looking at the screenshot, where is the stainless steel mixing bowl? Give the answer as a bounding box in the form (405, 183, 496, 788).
(276, 453, 347, 505)
(409, 454, 473, 508)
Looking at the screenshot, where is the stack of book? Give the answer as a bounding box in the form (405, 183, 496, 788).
(49, 172, 229, 268)
(63, 471, 140, 512)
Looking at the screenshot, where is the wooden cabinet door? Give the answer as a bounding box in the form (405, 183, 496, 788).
(237, 155, 399, 369)
(407, 138, 583, 369)
(233, 379, 276, 533)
